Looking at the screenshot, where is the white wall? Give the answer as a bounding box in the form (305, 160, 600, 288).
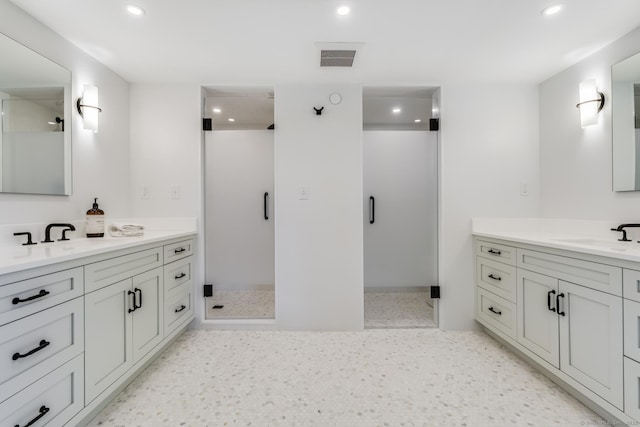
(274, 85, 364, 330)
(438, 83, 540, 330)
(0, 0, 131, 225)
(539, 25, 640, 218)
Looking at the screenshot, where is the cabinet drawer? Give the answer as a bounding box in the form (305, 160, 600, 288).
(624, 269, 640, 303)
(165, 287, 193, 337)
(476, 257, 516, 302)
(0, 298, 83, 403)
(85, 247, 163, 293)
(164, 256, 193, 297)
(476, 239, 516, 266)
(625, 299, 640, 363)
(0, 267, 83, 327)
(0, 354, 83, 426)
(517, 248, 622, 296)
(164, 239, 195, 264)
(476, 287, 516, 339)
(625, 357, 640, 422)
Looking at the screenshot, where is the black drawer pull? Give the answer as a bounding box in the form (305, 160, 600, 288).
(556, 293, 566, 316)
(12, 340, 50, 361)
(175, 272, 186, 280)
(128, 290, 137, 313)
(15, 405, 49, 427)
(487, 249, 501, 255)
(175, 304, 186, 313)
(12, 289, 50, 305)
(174, 247, 186, 254)
(488, 306, 502, 315)
(487, 273, 502, 281)
(547, 290, 557, 312)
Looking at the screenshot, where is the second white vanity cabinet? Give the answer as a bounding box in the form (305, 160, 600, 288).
(475, 236, 628, 422)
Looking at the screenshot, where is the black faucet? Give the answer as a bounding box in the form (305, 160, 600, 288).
(610, 223, 640, 242)
(42, 223, 76, 243)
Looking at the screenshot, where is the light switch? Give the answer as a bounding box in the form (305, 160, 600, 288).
(170, 185, 181, 200)
(140, 186, 150, 199)
(520, 182, 529, 197)
(298, 186, 310, 200)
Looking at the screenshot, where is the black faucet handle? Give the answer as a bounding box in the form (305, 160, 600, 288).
(611, 228, 631, 241)
(59, 228, 73, 241)
(14, 232, 37, 246)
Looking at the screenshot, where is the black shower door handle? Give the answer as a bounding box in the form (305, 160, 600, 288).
(264, 192, 269, 220)
(369, 196, 375, 224)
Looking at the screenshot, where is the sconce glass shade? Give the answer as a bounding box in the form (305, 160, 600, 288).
(577, 79, 604, 128)
(77, 84, 100, 133)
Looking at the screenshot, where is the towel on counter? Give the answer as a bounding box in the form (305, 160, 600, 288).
(109, 222, 145, 237)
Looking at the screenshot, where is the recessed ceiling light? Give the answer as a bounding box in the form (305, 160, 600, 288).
(414, 119, 422, 123)
(392, 107, 401, 114)
(212, 108, 221, 114)
(337, 5, 350, 16)
(541, 4, 563, 16)
(228, 118, 235, 122)
(126, 4, 145, 16)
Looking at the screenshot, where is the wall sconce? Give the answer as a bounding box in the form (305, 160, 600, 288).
(576, 79, 605, 128)
(77, 84, 102, 133)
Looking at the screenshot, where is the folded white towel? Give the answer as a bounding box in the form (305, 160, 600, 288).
(109, 222, 144, 237)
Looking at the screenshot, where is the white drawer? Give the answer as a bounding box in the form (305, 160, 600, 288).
(163, 256, 193, 297)
(475, 239, 516, 266)
(0, 267, 83, 327)
(624, 269, 640, 303)
(625, 299, 640, 363)
(517, 248, 622, 296)
(476, 257, 516, 302)
(164, 239, 195, 264)
(165, 287, 193, 337)
(0, 354, 83, 426)
(0, 298, 83, 403)
(625, 357, 640, 422)
(85, 247, 163, 293)
(476, 287, 516, 340)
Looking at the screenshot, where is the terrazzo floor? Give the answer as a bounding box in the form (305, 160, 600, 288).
(364, 291, 434, 328)
(87, 329, 604, 427)
(205, 290, 275, 319)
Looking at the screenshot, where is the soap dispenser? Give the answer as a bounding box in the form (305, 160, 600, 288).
(86, 198, 105, 238)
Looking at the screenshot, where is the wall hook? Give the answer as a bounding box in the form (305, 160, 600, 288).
(313, 106, 324, 116)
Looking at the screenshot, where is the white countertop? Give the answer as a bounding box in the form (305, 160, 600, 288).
(0, 219, 197, 276)
(472, 218, 640, 263)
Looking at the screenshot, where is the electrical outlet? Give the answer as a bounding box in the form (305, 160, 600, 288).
(170, 185, 181, 200)
(140, 186, 150, 199)
(298, 186, 310, 200)
(520, 182, 529, 197)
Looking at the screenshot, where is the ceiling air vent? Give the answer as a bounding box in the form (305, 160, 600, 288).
(320, 49, 356, 67)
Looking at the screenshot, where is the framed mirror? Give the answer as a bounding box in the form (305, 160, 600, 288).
(0, 31, 71, 195)
(612, 52, 640, 191)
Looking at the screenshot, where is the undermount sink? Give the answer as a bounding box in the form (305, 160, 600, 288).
(553, 238, 632, 251)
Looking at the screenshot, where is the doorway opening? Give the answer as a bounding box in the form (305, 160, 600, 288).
(362, 86, 439, 328)
(203, 87, 275, 320)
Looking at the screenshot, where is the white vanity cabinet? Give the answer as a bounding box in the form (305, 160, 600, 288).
(475, 237, 627, 422)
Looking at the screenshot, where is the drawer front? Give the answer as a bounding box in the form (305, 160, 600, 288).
(85, 247, 163, 293)
(164, 239, 195, 264)
(165, 287, 193, 337)
(624, 269, 640, 303)
(163, 256, 193, 297)
(476, 287, 516, 339)
(475, 239, 516, 266)
(625, 299, 640, 363)
(517, 248, 622, 296)
(476, 257, 516, 302)
(0, 267, 83, 327)
(625, 357, 640, 422)
(0, 354, 83, 426)
(0, 298, 84, 403)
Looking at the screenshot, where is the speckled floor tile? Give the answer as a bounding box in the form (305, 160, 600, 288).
(364, 291, 435, 328)
(87, 329, 604, 427)
(205, 290, 275, 319)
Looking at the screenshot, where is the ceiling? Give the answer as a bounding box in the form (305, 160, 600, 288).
(8, 0, 640, 86)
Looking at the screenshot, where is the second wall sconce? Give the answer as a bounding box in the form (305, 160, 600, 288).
(77, 84, 102, 133)
(576, 79, 605, 128)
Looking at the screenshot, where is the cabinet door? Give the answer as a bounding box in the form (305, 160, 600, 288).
(558, 280, 623, 409)
(131, 268, 163, 363)
(84, 279, 133, 404)
(517, 269, 559, 368)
